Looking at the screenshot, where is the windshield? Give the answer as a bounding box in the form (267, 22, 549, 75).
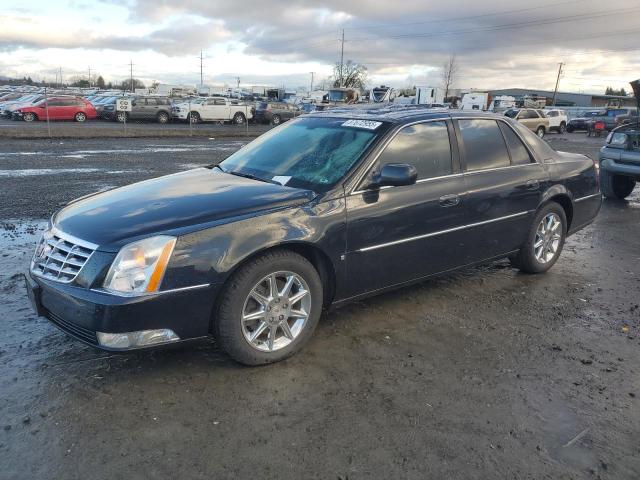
(219, 117, 385, 192)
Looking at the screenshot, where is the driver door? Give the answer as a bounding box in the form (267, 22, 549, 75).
(344, 120, 468, 298)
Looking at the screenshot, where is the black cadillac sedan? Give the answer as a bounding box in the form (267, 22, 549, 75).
(25, 107, 602, 365)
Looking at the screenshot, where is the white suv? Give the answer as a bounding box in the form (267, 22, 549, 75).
(544, 109, 568, 134)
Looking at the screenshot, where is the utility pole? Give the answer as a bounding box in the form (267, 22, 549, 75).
(199, 51, 204, 86)
(59, 67, 63, 88)
(236, 76, 240, 88)
(310, 72, 315, 95)
(87, 66, 91, 87)
(130, 60, 134, 92)
(339, 29, 345, 87)
(551, 62, 564, 106)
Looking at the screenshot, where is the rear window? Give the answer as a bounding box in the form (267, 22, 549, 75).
(498, 122, 534, 165)
(459, 119, 510, 171)
(511, 121, 556, 159)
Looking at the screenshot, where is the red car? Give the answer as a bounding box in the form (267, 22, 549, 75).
(14, 97, 97, 122)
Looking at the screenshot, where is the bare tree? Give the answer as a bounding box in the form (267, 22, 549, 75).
(441, 55, 459, 100)
(332, 61, 368, 90)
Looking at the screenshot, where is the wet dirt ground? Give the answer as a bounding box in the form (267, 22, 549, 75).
(0, 133, 638, 479)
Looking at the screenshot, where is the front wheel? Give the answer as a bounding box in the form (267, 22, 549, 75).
(23, 112, 36, 122)
(215, 250, 323, 365)
(233, 112, 246, 125)
(116, 111, 128, 123)
(188, 111, 200, 124)
(558, 122, 566, 134)
(157, 111, 170, 124)
(510, 202, 567, 274)
(600, 170, 636, 199)
(536, 126, 545, 138)
(271, 114, 281, 125)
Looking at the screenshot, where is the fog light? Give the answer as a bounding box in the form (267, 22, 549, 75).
(97, 329, 180, 349)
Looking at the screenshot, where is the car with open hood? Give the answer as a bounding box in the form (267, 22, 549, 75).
(25, 107, 601, 365)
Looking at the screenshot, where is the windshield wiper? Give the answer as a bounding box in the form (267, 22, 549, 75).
(224, 169, 281, 186)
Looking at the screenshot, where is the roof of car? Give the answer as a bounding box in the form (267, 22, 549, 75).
(306, 104, 506, 124)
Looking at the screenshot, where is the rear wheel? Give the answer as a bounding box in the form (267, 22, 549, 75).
(536, 126, 545, 138)
(233, 112, 246, 125)
(566, 125, 574, 133)
(157, 111, 170, 124)
(215, 249, 323, 365)
(23, 112, 36, 122)
(116, 111, 128, 123)
(511, 202, 567, 274)
(600, 170, 636, 199)
(74, 112, 86, 122)
(558, 122, 566, 134)
(271, 114, 281, 125)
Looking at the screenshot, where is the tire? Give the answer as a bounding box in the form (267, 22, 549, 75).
(189, 111, 200, 124)
(116, 111, 128, 123)
(233, 112, 246, 125)
(558, 122, 566, 134)
(600, 170, 636, 199)
(566, 126, 574, 133)
(536, 126, 545, 138)
(271, 114, 281, 125)
(157, 111, 170, 124)
(74, 112, 86, 122)
(510, 202, 567, 274)
(23, 112, 36, 122)
(215, 249, 323, 365)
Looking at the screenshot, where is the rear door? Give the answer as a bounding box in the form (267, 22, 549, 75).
(345, 120, 468, 297)
(456, 118, 547, 262)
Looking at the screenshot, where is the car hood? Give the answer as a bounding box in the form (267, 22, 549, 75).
(53, 167, 315, 250)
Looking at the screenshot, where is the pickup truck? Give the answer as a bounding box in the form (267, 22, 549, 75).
(587, 108, 638, 136)
(172, 97, 253, 124)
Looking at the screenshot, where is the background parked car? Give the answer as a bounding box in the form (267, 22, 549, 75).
(566, 111, 601, 132)
(543, 108, 568, 133)
(504, 108, 549, 137)
(254, 102, 300, 125)
(110, 96, 172, 124)
(172, 96, 253, 124)
(13, 97, 97, 122)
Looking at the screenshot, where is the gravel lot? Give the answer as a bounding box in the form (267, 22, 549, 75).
(0, 132, 638, 479)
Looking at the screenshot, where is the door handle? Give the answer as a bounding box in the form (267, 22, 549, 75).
(439, 194, 460, 207)
(525, 179, 540, 190)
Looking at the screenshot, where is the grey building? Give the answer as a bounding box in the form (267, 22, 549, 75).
(488, 88, 635, 108)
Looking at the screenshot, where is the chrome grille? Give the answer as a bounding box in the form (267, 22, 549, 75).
(31, 229, 96, 283)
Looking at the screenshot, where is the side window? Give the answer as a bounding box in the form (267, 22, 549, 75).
(459, 119, 510, 171)
(214, 99, 226, 105)
(377, 121, 452, 181)
(498, 122, 534, 165)
(145, 98, 158, 106)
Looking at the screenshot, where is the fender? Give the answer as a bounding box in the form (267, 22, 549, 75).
(539, 183, 571, 207)
(163, 197, 348, 294)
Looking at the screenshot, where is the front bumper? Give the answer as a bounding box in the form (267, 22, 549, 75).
(600, 158, 640, 178)
(24, 270, 217, 351)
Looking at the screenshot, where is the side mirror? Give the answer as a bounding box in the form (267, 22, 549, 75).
(371, 163, 418, 188)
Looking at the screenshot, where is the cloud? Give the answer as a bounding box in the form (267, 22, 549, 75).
(0, 15, 231, 56)
(1, 0, 640, 91)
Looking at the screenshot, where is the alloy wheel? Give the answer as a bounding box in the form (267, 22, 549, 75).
(534, 213, 562, 263)
(241, 271, 311, 352)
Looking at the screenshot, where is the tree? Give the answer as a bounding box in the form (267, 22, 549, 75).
(605, 86, 627, 96)
(96, 75, 106, 89)
(332, 61, 368, 89)
(441, 54, 459, 100)
(119, 78, 145, 91)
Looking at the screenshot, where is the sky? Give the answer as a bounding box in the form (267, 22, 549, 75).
(1, 0, 639, 94)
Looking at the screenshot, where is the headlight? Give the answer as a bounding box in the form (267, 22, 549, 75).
(103, 235, 176, 295)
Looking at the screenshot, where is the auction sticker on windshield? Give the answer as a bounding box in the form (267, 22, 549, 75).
(341, 119, 382, 130)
